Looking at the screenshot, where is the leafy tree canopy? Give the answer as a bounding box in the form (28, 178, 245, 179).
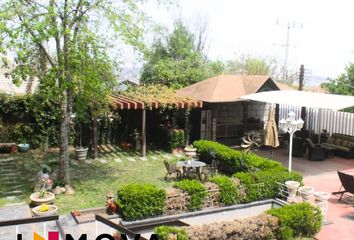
(0, 0, 172, 186)
(224, 54, 298, 85)
(321, 63, 354, 96)
(140, 21, 223, 89)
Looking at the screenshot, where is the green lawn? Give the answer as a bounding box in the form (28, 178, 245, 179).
(0, 146, 183, 214)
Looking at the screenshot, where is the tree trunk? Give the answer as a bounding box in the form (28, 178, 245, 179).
(93, 115, 98, 159)
(58, 89, 70, 185)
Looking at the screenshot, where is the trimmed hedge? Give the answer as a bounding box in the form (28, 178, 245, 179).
(154, 226, 188, 240)
(174, 179, 207, 211)
(266, 203, 323, 240)
(193, 140, 283, 174)
(194, 140, 303, 203)
(234, 169, 303, 203)
(117, 183, 166, 221)
(210, 175, 240, 205)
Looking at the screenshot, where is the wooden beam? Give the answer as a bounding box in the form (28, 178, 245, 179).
(141, 109, 146, 157)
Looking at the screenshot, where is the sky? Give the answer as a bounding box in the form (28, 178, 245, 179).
(141, 0, 354, 83)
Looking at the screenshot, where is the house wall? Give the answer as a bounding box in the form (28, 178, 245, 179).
(210, 101, 272, 144)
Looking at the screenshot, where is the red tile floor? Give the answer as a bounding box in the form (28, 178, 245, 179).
(257, 149, 354, 240)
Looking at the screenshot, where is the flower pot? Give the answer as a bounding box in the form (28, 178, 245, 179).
(32, 204, 58, 216)
(30, 192, 55, 206)
(285, 180, 300, 197)
(298, 186, 314, 201)
(75, 147, 88, 161)
(314, 191, 330, 202)
(17, 143, 30, 152)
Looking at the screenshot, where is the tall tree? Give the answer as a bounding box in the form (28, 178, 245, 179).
(0, 0, 165, 192)
(224, 54, 298, 85)
(140, 21, 223, 89)
(321, 63, 354, 112)
(225, 55, 278, 76)
(321, 64, 354, 96)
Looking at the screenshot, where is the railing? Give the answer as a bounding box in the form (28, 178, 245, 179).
(0, 215, 62, 239)
(95, 215, 148, 240)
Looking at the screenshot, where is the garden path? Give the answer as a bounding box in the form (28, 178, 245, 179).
(0, 157, 23, 199)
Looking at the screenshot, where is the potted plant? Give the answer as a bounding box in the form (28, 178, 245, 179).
(30, 179, 55, 206)
(285, 181, 300, 200)
(168, 129, 185, 154)
(298, 186, 314, 201)
(17, 143, 30, 152)
(72, 113, 89, 161)
(32, 204, 58, 216)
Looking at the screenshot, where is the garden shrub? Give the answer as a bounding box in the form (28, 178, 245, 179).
(193, 140, 244, 174)
(0, 92, 60, 148)
(266, 203, 323, 240)
(193, 140, 283, 175)
(169, 129, 185, 150)
(117, 183, 166, 221)
(210, 175, 240, 205)
(234, 169, 303, 203)
(174, 179, 207, 211)
(154, 226, 188, 240)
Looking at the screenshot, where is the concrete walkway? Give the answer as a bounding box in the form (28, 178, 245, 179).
(257, 148, 354, 240)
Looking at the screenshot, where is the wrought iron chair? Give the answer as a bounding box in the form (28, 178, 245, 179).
(164, 160, 181, 180)
(201, 151, 218, 180)
(332, 171, 354, 202)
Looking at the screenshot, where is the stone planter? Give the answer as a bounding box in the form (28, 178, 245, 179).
(75, 147, 88, 161)
(32, 204, 58, 216)
(298, 186, 314, 201)
(17, 143, 30, 152)
(285, 181, 300, 197)
(30, 192, 55, 206)
(314, 191, 330, 202)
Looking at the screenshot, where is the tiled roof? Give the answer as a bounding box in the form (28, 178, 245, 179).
(176, 75, 281, 102)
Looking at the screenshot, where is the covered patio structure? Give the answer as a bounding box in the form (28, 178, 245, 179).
(97, 86, 203, 157)
(177, 75, 292, 145)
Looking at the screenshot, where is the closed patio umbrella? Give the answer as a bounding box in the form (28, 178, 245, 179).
(263, 106, 279, 158)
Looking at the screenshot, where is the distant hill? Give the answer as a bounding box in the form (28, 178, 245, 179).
(306, 75, 328, 87)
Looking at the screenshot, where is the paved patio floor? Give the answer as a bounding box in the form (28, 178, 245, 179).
(257, 148, 354, 240)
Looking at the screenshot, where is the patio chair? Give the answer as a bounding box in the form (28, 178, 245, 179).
(332, 171, 354, 202)
(305, 138, 326, 161)
(164, 160, 181, 180)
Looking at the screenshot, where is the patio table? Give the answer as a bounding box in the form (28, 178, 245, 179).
(177, 160, 206, 180)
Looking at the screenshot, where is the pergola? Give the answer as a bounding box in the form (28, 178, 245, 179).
(106, 90, 203, 157)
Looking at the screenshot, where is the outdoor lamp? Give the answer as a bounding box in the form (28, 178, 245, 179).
(279, 111, 304, 172)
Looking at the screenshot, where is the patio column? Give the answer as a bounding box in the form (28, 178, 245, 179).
(141, 108, 146, 157)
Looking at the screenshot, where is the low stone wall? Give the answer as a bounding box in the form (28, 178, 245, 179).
(184, 214, 278, 240)
(164, 182, 221, 215)
(164, 181, 246, 215)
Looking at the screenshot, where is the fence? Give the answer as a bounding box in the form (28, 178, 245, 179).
(279, 105, 354, 136)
